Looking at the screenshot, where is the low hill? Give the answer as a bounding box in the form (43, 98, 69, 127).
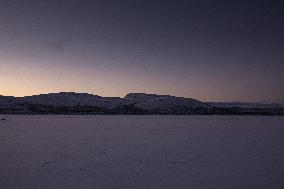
(0, 93, 283, 115)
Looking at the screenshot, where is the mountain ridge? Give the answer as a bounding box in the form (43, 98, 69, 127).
(0, 92, 283, 115)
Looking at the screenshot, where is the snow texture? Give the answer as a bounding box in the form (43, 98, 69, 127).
(0, 115, 284, 189)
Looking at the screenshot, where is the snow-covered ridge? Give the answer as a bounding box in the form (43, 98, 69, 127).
(14, 92, 124, 108)
(0, 92, 283, 114)
(0, 92, 208, 109)
(125, 93, 210, 110)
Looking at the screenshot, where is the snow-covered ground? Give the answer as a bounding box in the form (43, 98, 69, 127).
(0, 115, 283, 189)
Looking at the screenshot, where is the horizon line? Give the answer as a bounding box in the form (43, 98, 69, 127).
(1, 91, 283, 105)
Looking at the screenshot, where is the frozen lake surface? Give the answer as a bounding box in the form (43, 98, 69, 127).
(0, 115, 284, 189)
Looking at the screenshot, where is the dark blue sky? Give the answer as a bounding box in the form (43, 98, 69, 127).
(0, 0, 283, 103)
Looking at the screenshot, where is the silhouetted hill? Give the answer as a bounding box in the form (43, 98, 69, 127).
(0, 93, 283, 115)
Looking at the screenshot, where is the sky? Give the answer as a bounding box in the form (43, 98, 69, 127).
(0, 0, 283, 103)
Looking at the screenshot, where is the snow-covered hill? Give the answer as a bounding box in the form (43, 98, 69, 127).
(125, 93, 210, 111)
(0, 92, 283, 115)
(16, 92, 124, 108)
